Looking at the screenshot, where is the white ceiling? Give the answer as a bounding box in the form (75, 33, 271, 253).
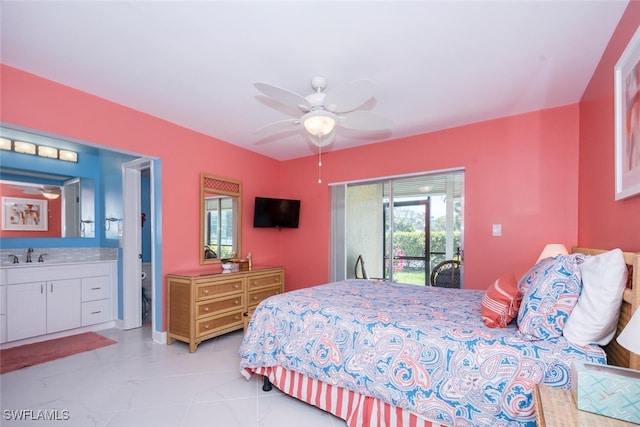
(0, 1, 629, 161)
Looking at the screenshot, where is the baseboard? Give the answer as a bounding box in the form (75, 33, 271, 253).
(152, 329, 166, 345)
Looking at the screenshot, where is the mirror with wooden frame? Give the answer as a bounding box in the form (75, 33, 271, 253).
(200, 173, 242, 265)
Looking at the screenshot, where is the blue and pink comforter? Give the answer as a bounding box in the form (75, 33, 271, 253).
(239, 279, 606, 426)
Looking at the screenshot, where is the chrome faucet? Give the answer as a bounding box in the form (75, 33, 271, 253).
(38, 253, 47, 263)
(26, 247, 34, 263)
(9, 254, 19, 264)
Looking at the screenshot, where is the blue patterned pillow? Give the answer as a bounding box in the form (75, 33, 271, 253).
(517, 254, 585, 340)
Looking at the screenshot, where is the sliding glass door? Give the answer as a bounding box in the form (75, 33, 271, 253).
(331, 170, 464, 286)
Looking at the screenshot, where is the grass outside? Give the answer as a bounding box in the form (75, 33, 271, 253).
(393, 270, 427, 286)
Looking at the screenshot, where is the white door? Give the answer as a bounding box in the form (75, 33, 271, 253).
(122, 164, 142, 330)
(46, 278, 82, 333)
(7, 282, 46, 341)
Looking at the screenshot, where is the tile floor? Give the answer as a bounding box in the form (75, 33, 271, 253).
(0, 327, 348, 427)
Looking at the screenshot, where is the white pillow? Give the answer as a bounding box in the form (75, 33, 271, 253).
(563, 249, 627, 346)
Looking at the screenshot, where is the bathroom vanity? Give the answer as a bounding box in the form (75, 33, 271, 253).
(166, 266, 284, 352)
(0, 260, 117, 343)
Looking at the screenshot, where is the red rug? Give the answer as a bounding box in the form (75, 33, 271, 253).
(0, 332, 116, 374)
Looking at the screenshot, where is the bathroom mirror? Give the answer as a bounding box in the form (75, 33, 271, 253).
(200, 173, 242, 265)
(0, 170, 95, 238)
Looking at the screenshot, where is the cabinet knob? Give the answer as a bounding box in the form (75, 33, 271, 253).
(252, 296, 258, 300)
(204, 324, 210, 329)
(234, 315, 240, 320)
(275, 277, 280, 282)
(203, 289, 209, 294)
(252, 281, 258, 285)
(234, 300, 239, 305)
(234, 284, 239, 289)
(203, 307, 209, 312)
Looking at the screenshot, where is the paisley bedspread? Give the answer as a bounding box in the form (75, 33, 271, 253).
(239, 279, 606, 426)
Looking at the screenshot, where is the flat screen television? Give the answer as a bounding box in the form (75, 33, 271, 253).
(253, 196, 300, 228)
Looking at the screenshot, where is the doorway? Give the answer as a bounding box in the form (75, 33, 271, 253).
(330, 169, 464, 286)
(122, 159, 156, 334)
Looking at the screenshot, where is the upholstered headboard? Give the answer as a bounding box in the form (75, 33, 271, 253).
(572, 247, 640, 370)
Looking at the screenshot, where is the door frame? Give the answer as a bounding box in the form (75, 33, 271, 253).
(122, 158, 160, 335)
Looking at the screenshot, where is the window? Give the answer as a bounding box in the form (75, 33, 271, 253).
(330, 169, 464, 286)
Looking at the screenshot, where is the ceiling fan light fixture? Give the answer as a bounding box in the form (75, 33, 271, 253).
(41, 191, 60, 200)
(302, 110, 337, 137)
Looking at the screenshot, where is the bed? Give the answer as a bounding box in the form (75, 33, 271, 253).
(239, 247, 639, 426)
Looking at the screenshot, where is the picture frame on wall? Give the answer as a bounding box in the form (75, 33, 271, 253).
(1, 196, 48, 231)
(614, 26, 640, 200)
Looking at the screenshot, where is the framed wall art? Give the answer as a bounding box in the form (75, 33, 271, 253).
(614, 26, 640, 200)
(1, 197, 48, 231)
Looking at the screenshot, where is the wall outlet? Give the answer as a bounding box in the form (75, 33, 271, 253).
(492, 224, 502, 236)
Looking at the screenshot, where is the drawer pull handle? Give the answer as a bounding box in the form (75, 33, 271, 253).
(203, 289, 209, 294)
(234, 284, 240, 289)
(252, 281, 258, 285)
(203, 307, 209, 312)
(91, 311, 102, 315)
(234, 300, 240, 305)
(252, 296, 258, 300)
(204, 325, 210, 329)
(234, 315, 240, 320)
(275, 277, 280, 282)
(90, 287, 102, 291)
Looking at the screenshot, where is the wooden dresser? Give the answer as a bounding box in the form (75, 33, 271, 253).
(166, 266, 284, 352)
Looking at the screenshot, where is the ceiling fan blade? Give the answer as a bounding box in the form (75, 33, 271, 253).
(338, 110, 393, 131)
(254, 82, 310, 111)
(42, 186, 61, 194)
(324, 79, 376, 113)
(253, 118, 300, 135)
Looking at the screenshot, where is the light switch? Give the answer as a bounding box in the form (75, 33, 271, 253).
(492, 224, 502, 236)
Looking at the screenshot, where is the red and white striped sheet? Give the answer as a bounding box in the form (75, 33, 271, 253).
(251, 365, 444, 427)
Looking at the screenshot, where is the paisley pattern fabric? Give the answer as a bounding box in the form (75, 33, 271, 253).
(239, 280, 605, 426)
(517, 254, 585, 340)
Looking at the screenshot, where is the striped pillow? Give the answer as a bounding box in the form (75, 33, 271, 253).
(481, 273, 520, 328)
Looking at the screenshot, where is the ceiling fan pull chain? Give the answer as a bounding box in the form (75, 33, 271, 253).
(317, 142, 323, 184)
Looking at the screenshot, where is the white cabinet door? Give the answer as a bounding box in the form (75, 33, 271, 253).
(7, 282, 47, 341)
(46, 278, 82, 333)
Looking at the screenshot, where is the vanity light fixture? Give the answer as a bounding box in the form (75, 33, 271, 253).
(37, 145, 58, 159)
(58, 149, 78, 162)
(13, 141, 37, 155)
(0, 137, 79, 162)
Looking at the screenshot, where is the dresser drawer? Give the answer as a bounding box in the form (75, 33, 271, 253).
(197, 294, 243, 318)
(81, 299, 111, 326)
(247, 272, 283, 291)
(82, 276, 110, 302)
(247, 285, 282, 309)
(196, 278, 244, 301)
(196, 310, 243, 337)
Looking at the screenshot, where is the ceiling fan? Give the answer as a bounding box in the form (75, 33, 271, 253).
(253, 76, 392, 147)
(9, 184, 61, 200)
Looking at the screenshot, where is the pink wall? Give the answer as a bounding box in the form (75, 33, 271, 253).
(1, 64, 282, 330)
(281, 105, 581, 290)
(3, 3, 639, 327)
(578, 2, 640, 251)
